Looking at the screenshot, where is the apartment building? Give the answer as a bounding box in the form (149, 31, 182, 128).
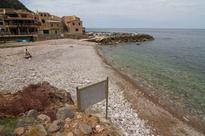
(36, 12, 63, 35)
(62, 16, 83, 34)
(0, 8, 38, 36)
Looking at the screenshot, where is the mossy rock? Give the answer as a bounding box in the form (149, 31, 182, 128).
(0, 116, 39, 136)
(0, 117, 18, 135)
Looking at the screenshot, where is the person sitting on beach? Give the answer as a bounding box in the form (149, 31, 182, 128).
(24, 48, 32, 59)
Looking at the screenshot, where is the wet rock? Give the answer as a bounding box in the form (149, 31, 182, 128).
(48, 120, 63, 133)
(27, 109, 38, 118)
(56, 107, 74, 120)
(14, 127, 25, 136)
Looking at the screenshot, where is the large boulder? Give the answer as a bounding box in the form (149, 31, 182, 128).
(0, 81, 74, 118)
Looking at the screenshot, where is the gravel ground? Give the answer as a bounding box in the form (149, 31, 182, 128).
(0, 39, 152, 136)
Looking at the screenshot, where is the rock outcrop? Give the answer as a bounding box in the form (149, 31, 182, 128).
(87, 32, 154, 45)
(0, 81, 74, 118)
(0, 82, 122, 136)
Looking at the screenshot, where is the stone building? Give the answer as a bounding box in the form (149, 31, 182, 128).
(62, 16, 84, 34)
(0, 8, 85, 42)
(0, 8, 38, 36)
(36, 12, 63, 35)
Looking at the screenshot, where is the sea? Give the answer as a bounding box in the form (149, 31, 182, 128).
(88, 28, 205, 124)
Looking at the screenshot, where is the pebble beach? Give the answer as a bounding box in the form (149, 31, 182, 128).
(0, 39, 203, 136)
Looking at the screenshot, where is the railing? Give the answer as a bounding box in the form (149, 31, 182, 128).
(0, 32, 37, 36)
(4, 24, 38, 28)
(4, 16, 35, 20)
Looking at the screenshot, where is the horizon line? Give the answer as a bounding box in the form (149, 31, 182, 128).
(86, 27, 205, 30)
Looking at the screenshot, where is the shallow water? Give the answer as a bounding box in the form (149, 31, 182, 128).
(90, 28, 205, 123)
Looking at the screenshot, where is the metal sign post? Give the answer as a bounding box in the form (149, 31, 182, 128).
(76, 77, 109, 119)
(105, 77, 108, 119)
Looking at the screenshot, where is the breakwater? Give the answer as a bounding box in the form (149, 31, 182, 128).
(87, 32, 154, 45)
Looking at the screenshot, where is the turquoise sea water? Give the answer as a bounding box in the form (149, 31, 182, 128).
(89, 28, 205, 122)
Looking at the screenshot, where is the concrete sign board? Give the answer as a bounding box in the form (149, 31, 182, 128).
(77, 78, 109, 118)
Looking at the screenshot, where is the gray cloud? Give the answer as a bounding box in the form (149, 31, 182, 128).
(20, 0, 205, 28)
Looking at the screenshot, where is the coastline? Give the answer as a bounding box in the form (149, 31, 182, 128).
(0, 39, 204, 136)
(0, 39, 151, 135)
(95, 45, 205, 135)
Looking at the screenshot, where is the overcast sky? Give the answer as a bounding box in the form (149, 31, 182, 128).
(20, 0, 205, 28)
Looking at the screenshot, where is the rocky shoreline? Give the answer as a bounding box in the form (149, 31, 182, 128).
(0, 39, 204, 136)
(87, 32, 154, 45)
(0, 39, 152, 136)
(0, 82, 122, 136)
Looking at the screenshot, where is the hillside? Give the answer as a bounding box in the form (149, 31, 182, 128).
(0, 0, 29, 11)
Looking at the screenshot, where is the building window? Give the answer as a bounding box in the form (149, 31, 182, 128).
(42, 19, 45, 23)
(76, 28, 79, 32)
(43, 30, 49, 34)
(21, 14, 27, 18)
(73, 23, 75, 26)
(78, 23, 81, 26)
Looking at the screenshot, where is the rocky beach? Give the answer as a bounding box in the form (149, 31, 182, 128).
(0, 39, 204, 136)
(86, 32, 154, 45)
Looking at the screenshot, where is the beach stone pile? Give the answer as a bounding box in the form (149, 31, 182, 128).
(87, 32, 154, 45)
(0, 82, 122, 136)
(0, 81, 74, 117)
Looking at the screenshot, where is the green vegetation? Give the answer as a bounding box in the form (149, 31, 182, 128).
(0, 117, 18, 135)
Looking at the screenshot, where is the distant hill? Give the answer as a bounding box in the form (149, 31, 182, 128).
(0, 0, 29, 11)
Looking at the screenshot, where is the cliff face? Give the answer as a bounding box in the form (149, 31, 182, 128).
(0, 0, 29, 11)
